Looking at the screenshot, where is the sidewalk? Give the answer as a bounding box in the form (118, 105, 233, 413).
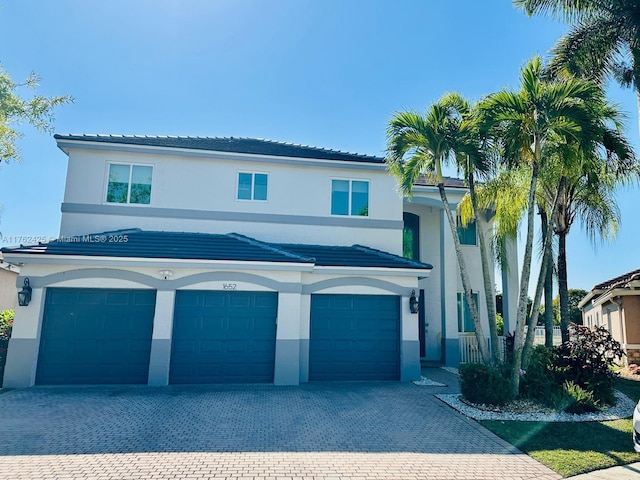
(569, 462, 640, 479)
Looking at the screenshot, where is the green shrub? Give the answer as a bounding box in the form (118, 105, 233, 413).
(550, 381, 601, 414)
(521, 345, 562, 406)
(460, 363, 512, 406)
(554, 324, 622, 406)
(0, 309, 14, 387)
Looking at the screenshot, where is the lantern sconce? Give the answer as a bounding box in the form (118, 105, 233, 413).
(18, 278, 32, 307)
(409, 289, 419, 314)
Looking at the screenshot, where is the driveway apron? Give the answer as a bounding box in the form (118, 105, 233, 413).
(0, 369, 560, 480)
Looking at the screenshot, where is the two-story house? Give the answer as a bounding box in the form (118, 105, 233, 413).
(2, 135, 517, 387)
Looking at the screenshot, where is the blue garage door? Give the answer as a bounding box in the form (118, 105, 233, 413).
(170, 291, 278, 384)
(36, 288, 156, 385)
(309, 294, 400, 381)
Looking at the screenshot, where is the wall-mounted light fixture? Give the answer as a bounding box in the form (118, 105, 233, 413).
(18, 278, 32, 307)
(409, 289, 419, 314)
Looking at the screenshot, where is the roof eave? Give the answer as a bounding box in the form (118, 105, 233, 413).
(54, 138, 387, 169)
(1, 253, 316, 272)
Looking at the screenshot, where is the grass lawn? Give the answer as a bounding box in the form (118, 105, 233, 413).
(481, 378, 640, 477)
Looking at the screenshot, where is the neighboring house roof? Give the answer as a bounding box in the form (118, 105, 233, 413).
(54, 134, 385, 164)
(593, 269, 640, 291)
(0, 252, 19, 274)
(1, 229, 433, 270)
(579, 268, 640, 309)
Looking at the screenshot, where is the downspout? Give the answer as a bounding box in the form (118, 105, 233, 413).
(613, 296, 628, 365)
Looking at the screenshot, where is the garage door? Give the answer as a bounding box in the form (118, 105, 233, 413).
(36, 288, 156, 385)
(309, 294, 400, 381)
(170, 291, 277, 384)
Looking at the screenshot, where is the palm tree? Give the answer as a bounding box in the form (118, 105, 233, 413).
(515, 0, 640, 134)
(479, 56, 613, 396)
(386, 93, 493, 365)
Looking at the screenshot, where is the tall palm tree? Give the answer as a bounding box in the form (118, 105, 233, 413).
(386, 93, 493, 365)
(515, 0, 640, 134)
(479, 56, 612, 397)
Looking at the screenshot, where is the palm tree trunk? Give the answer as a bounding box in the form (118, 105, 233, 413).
(469, 173, 500, 365)
(510, 161, 540, 398)
(438, 182, 491, 365)
(540, 208, 554, 348)
(558, 231, 570, 343)
(523, 176, 565, 368)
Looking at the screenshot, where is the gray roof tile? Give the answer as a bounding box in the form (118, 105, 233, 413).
(54, 134, 385, 163)
(1, 230, 433, 270)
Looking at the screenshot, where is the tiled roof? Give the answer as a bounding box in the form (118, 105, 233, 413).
(271, 243, 432, 269)
(1, 230, 432, 270)
(1, 230, 305, 263)
(54, 134, 385, 163)
(593, 268, 640, 291)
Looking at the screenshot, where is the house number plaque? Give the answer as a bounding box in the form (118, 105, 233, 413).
(222, 283, 237, 290)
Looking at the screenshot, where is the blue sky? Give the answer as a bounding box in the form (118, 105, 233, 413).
(0, 0, 637, 294)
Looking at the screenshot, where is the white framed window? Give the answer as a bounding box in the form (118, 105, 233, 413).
(106, 163, 153, 205)
(331, 179, 369, 216)
(237, 172, 268, 201)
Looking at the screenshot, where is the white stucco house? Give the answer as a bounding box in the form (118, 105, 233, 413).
(2, 135, 517, 387)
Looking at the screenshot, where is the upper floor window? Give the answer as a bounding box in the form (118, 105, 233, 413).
(237, 172, 268, 201)
(403, 212, 420, 261)
(457, 216, 477, 245)
(457, 292, 479, 333)
(107, 164, 152, 205)
(331, 179, 369, 216)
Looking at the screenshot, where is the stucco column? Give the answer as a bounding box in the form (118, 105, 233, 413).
(501, 235, 519, 335)
(274, 292, 301, 385)
(441, 211, 461, 366)
(147, 290, 175, 386)
(3, 287, 44, 388)
(298, 293, 311, 383)
(401, 294, 421, 381)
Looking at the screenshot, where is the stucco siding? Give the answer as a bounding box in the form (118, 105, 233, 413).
(624, 296, 640, 344)
(0, 268, 18, 310)
(61, 149, 402, 253)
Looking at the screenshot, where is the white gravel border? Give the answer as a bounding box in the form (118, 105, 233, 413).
(412, 376, 447, 386)
(436, 391, 635, 422)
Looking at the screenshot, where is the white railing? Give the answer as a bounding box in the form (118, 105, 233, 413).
(529, 326, 562, 346)
(458, 333, 505, 364)
(459, 326, 562, 364)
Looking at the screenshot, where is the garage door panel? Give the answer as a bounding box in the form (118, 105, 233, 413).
(170, 291, 277, 384)
(36, 288, 155, 385)
(310, 294, 400, 381)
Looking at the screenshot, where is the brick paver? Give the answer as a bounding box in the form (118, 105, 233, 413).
(0, 369, 560, 479)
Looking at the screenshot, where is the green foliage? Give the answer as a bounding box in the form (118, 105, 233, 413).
(520, 345, 559, 404)
(568, 289, 588, 324)
(556, 381, 600, 414)
(0, 309, 13, 340)
(521, 326, 623, 410)
(0, 66, 72, 164)
(496, 313, 504, 336)
(459, 363, 512, 406)
(554, 324, 622, 405)
(0, 309, 14, 387)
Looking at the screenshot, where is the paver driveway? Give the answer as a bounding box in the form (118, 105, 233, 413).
(0, 369, 559, 480)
